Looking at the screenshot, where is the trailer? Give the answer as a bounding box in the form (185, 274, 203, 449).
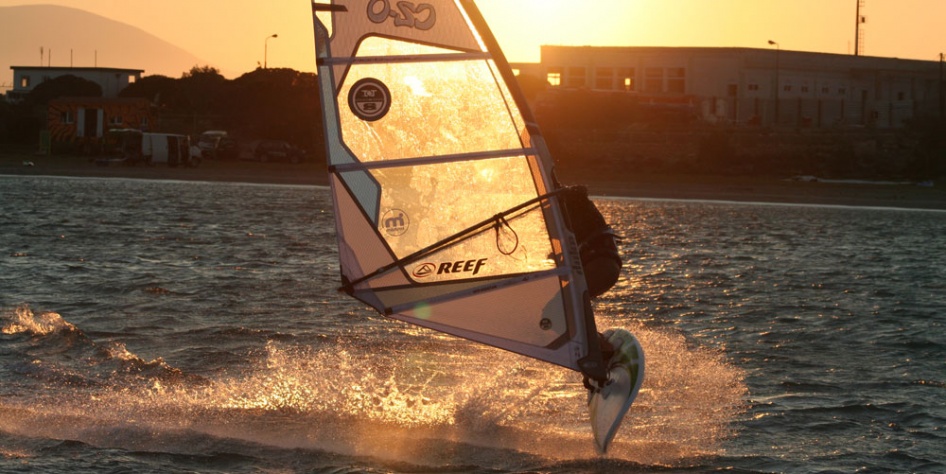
(142, 133, 199, 167)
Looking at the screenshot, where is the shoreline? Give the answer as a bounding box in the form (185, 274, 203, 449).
(3, 152, 945, 210)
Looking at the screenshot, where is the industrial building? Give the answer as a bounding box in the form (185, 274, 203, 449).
(6, 66, 143, 102)
(513, 46, 944, 129)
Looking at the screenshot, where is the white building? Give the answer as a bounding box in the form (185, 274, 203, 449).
(7, 66, 143, 102)
(513, 46, 944, 129)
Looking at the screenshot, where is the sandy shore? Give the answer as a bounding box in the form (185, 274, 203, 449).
(3, 151, 945, 210)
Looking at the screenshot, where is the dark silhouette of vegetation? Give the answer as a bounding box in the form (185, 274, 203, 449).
(26, 74, 103, 106)
(119, 66, 324, 156)
(120, 74, 181, 109)
(515, 73, 547, 102)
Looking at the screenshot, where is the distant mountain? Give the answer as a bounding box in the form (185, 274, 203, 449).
(0, 4, 209, 91)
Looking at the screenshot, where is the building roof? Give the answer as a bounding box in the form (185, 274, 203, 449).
(10, 66, 144, 74)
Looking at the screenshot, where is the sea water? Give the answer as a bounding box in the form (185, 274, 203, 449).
(1, 175, 943, 473)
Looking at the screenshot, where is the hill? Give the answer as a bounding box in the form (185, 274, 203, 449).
(0, 4, 207, 91)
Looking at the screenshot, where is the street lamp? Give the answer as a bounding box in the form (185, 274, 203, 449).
(264, 34, 278, 69)
(768, 40, 780, 125)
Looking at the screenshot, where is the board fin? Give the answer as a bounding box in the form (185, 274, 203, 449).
(588, 328, 645, 454)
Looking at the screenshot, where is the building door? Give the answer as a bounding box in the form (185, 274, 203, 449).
(78, 108, 102, 138)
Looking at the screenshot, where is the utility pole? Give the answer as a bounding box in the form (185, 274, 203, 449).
(939, 53, 946, 120)
(855, 0, 866, 56)
(769, 40, 780, 125)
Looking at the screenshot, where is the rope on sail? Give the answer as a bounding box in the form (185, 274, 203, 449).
(338, 186, 569, 294)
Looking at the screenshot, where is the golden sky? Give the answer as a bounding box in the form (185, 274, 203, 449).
(1, 0, 944, 79)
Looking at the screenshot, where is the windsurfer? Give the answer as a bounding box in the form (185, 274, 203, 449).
(558, 184, 628, 389)
(559, 185, 622, 299)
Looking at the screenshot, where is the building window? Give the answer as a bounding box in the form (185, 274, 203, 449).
(128, 75, 136, 84)
(61, 110, 74, 124)
(783, 85, 792, 92)
(748, 84, 760, 91)
(822, 86, 830, 94)
(897, 91, 905, 101)
(547, 67, 562, 87)
(595, 67, 613, 90)
(20, 76, 30, 88)
(666, 67, 685, 94)
(644, 67, 663, 93)
(141, 117, 149, 128)
(801, 86, 809, 93)
(618, 68, 635, 91)
(567, 67, 586, 88)
(108, 115, 123, 126)
(839, 88, 846, 95)
(727, 84, 738, 97)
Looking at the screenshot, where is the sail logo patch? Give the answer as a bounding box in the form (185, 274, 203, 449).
(412, 258, 488, 278)
(348, 78, 391, 122)
(367, 0, 436, 31)
(381, 209, 409, 236)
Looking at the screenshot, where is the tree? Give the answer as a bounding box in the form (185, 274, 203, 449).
(515, 73, 547, 102)
(222, 68, 322, 150)
(119, 74, 179, 107)
(24, 75, 102, 106)
(179, 65, 227, 114)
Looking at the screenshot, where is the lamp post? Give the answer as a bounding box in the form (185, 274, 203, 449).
(768, 40, 780, 125)
(264, 34, 278, 69)
(939, 53, 946, 120)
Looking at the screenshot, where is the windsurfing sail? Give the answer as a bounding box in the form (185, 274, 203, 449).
(312, 0, 608, 381)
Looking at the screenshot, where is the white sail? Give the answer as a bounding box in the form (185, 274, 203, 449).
(312, 0, 606, 377)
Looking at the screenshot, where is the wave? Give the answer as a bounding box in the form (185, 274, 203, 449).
(1, 305, 748, 468)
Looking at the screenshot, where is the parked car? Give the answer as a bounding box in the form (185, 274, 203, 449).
(250, 139, 307, 164)
(197, 130, 235, 160)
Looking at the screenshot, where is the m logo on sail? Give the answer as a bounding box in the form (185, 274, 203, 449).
(381, 209, 409, 236)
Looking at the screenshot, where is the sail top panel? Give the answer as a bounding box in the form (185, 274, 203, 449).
(316, 0, 484, 90)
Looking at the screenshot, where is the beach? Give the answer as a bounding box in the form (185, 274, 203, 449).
(3, 150, 945, 210)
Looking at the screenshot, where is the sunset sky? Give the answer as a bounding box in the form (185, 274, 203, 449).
(1, 0, 944, 79)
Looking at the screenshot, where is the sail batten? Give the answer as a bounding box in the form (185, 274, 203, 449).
(319, 51, 491, 66)
(329, 147, 538, 172)
(313, 0, 597, 373)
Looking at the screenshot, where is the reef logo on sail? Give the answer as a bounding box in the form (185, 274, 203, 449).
(348, 78, 391, 122)
(412, 258, 488, 278)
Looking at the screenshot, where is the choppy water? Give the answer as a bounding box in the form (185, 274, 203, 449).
(1, 175, 943, 473)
